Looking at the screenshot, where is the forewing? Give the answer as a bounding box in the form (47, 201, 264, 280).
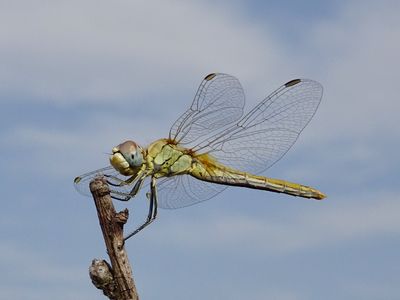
(169, 73, 245, 148)
(156, 175, 227, 209)
(74, 166, 140, 199)
(74, 166, 224, 209)
(193, 79, 323, 174)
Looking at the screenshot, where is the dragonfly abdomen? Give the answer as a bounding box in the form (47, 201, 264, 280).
(191, 156, 325, 200)
(241, 175, 326, 200)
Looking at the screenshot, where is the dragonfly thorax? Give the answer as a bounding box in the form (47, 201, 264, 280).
(109, 140, 144, 176)
(146, 139, 194, 177)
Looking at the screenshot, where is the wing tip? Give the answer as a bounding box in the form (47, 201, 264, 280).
(204, 73, 217, 81)
(285, 79, 302, 87)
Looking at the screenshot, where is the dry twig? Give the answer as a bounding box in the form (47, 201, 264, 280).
(88, 176, 139, 300)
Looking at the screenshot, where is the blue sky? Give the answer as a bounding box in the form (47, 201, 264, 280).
(1, 0, 399, 299)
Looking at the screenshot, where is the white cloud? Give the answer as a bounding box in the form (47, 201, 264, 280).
(308, 0, 400, 140)
(0, 0, 289, 105)
(2, 0, 398, 144)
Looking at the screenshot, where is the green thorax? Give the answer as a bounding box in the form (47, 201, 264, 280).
(146, 139, 193, 178)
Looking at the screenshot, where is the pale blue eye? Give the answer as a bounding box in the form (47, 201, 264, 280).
(125, 150, 143, 167)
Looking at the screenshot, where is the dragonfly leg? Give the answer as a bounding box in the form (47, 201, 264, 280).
(110, 177, 145, 202)
(105, 173, 137, 187)
(124, 176, 158, 241)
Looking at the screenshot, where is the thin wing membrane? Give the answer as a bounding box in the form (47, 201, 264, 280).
(156, 174, 227, 209)
(160, 77, 322, 209)
(74, 166, 145, 199)
(169, 73, 245, 148)
(193, 78, 323, 174)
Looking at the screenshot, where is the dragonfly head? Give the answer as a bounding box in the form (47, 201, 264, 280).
(109, 140, 144, 176)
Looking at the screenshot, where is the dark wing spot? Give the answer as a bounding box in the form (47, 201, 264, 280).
(204, 73, 217, 81)
(74, 176, 81, 184)
(285, 79, 301, 87)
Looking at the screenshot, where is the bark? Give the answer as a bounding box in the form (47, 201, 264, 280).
(88, 176, 139, 300)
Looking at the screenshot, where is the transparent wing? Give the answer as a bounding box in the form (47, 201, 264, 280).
(191, 78, 323, 174)
(169, 73, 245, 148)
(156, 175, 227, 209)
(156, 78, 322, 209)
(74, 165, 225, 209)
(73, 166, 146, 199)
(160, 72, 244, 209)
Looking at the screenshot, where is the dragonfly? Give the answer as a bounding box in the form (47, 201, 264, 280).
(74, 73, 325, 240)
